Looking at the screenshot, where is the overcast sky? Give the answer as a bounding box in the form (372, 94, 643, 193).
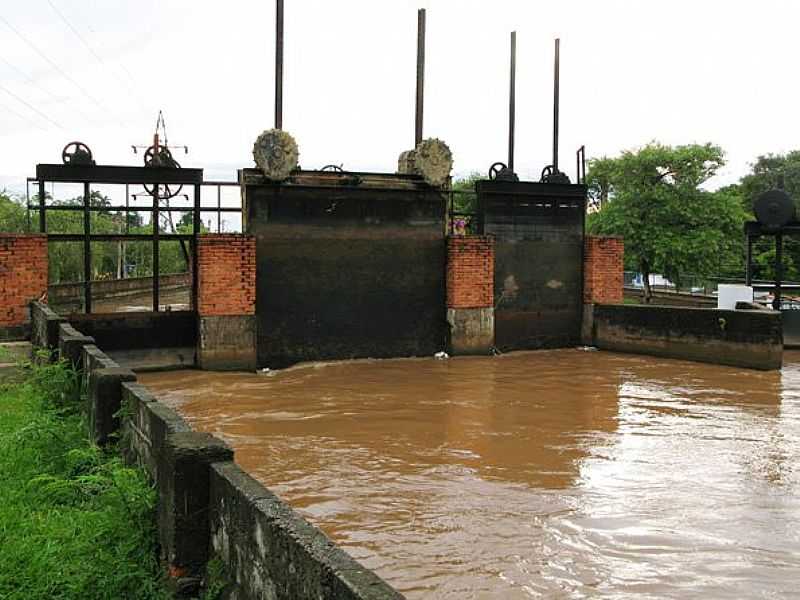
(1, 0, 798, 196)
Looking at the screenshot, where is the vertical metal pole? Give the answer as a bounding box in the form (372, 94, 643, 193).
(581, 146, 586, 183)
(125, 184, 130, 233)
(508, 31, 516, 172)
(774, 233, 783, 310)
(83, 182, 92, 314)
(745, 235, 753, 286)
(38, 180, 46, 232)
(415, 8, 426, 147)
(25, 181, 30, 232)
(552, 38, 560, 173)
(152, 185, 160, 312)
(193, 184, 201, 311)
(275, 0, 284, 130)
(217, 185, 222, 233)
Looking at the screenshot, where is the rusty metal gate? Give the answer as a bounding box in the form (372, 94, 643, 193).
(477, 179, 586, 351)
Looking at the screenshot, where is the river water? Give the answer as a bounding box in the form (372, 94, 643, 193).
(141, 350, 800, 598)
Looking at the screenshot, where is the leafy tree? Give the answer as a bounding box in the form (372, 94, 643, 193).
(737, 151, 800, 283)
(586, 142, 747, 301)
(0, 192, 27, 233)
(449, 172, 481, 233)
(739, 151, 800, 215)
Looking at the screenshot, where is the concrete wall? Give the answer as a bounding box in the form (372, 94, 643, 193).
(0, 234, 48, 340)
(592, 304, 783, 370)
(68, 311, 197, 370)
(48, 273, 190, 313)
(244, 170, 446, 367)
(477, 180, 586, 351)
(30, 305, 404, 599)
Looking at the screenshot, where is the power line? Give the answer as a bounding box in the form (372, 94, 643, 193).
(44, 0, 149, 114)
(0, 82, 63, 130)
(0, 54, 99, 126)
(0, 55, 61, 104)
(0, 97, 48, 132)
(0, 12, 114, 118)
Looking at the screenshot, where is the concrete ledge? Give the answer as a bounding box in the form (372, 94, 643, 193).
(446, 307, 494, 355)
(83, 344, 119, 372)
(58, 323, 95, 370)
(88, 366, 137, 445)
(198, 315, 257, 371)
(593, 304, 783, 370)
(0, 324, 30, 342)
(210, 461, 405, 600)
(30, 301, 66, 360)
(159, 432, 234, 593)
(121, 381, 191, 480)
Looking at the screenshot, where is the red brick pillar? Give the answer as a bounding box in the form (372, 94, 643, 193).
(446, 236, 495, 355)
(0, 234, 48, 339)
(582, 235, 624, 343)
(196, 234, 257, 370)
(584, 236, 624, 304)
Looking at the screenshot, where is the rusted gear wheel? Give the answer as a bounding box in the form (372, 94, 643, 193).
(62, 141, 95, 165)
(144, 145, 183, 199)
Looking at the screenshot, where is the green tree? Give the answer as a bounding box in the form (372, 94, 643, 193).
(586, 142, 747, 301)
(739, 151, 800, 215)
(0, 192, 27, 233)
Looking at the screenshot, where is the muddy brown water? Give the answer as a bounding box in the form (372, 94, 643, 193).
(141, 349, 800, 598)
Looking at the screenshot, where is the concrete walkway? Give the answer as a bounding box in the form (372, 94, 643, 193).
(0, 342, 31, 383)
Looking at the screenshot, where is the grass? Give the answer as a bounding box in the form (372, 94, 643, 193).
(0, 355, 170, 600)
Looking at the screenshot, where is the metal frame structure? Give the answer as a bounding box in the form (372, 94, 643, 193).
(28, 164, 242, 314)
(743, 221, 800, 309)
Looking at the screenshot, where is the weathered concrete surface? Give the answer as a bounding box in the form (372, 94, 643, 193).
(197, 315, 257, 371)
(82, 344, 120, 373)
(209, 461, 406, 600)
(68, 311, 196, 352)
(581, 304, 595, 346)
(121, 381, 191, 481)
(158, 432, 234, 592)
(108, 347, 196, 372)
(0, 325, 29, 342)
(477, 180, 586, 352)
(447, 307, 494, 355)
(48, 273, 190, 313)
(58, 323, 95, 370)
(30, 301, 66, 359)
(88, 366, 137, 445)
(592, 304, 783, 370)
(244, 170, 446, 367)
(0, 341, 31, 382)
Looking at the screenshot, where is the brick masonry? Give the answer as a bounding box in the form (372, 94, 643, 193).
(584, 236, 624, 305)
(197, 234, 256, 317)
(446, 236, 494, 309)
(0, 234, 48, 328)
(196, 234, 257, 371)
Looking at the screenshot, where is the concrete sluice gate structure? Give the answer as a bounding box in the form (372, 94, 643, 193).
(240, 169, 590, 366)
(241, 169, 449, 367)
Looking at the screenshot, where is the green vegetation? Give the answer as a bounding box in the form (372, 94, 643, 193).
(586, 143, 747, 301)
(0, 190, 196, 284)
(0, 356, 168, 599)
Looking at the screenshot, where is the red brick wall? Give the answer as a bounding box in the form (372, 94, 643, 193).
(584, 235, 624, 304)
(197, 234, 256, 316)
(446, 236, 494, 308)
(0, 234, 48, 327)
